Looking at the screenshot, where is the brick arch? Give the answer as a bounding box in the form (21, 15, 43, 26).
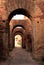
(12, 24, 25, 32)
(6, 0, 34, 20)
(8, 8, 31, 22)
(7, 0, 34, 51)
(12, 27, 26, 48)
(13, 27, 25, 35)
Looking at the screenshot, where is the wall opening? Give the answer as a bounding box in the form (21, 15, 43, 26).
(8, 8, 33, 51)
(14, 34, 22, 48)
(8, 8, 30, 22)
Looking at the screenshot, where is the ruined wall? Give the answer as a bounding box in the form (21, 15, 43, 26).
(0, 0, 44, 60)
(31, 0, 44, 60)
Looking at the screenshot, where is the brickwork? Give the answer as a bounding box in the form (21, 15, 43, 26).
(0, 0, 44, 60)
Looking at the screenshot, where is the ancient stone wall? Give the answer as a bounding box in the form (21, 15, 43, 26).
(0, 0, 44, 60)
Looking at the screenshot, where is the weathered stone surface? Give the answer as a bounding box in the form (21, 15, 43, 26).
(0, 0, 44, 60)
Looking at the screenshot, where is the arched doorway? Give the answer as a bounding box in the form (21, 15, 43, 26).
(8, 8, 30, 21)
(12, 27, 26, 49)
(14, 34, 22, 48)
(8, 8, 33, 52)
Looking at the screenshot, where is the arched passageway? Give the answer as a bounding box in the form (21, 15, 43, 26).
(8, 8, 31, 22)
(0, 0, 44, 63)
(8, 8, 33, 52)
(12, 27, 26, 49)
